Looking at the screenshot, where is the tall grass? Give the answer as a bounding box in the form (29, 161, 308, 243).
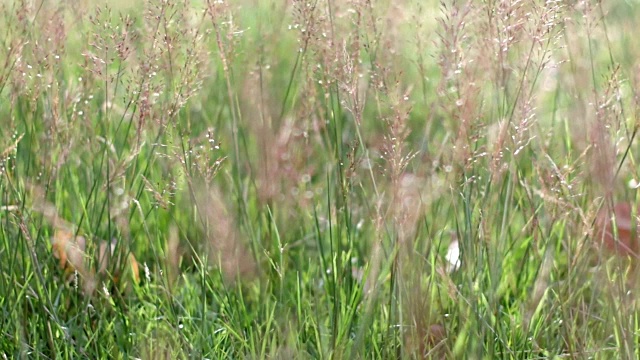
(2, 0, 640, 358)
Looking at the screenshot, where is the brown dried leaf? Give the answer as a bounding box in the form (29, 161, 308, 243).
(51, 229, 141, 294)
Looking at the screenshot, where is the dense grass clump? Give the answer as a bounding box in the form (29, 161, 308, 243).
(3, 0, 640, 358)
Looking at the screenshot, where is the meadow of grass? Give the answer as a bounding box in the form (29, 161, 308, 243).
(3, 0, 640, 358)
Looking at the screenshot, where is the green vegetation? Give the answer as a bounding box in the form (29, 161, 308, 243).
(2, 0, 640, 358)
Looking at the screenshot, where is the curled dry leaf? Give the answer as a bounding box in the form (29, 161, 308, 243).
(52, 229, 140, 294)
(23, 183, 140, 294)
(594, 202, 640, 258)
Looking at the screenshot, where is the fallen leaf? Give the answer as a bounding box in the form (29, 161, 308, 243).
(51, 229, 141, 294)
